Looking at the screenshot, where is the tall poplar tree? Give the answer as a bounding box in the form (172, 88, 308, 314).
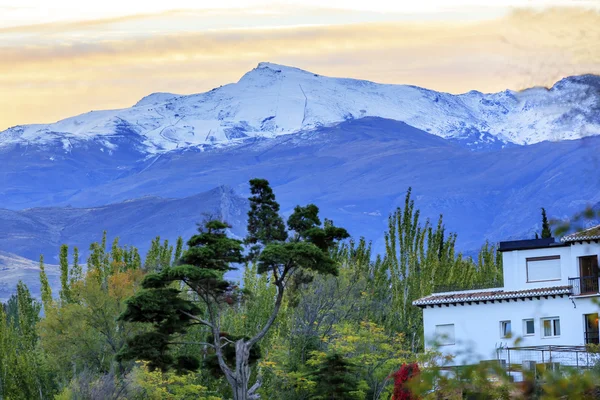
(174, 236, 184, 264)
(39, 255, 53, 308)
(70, 246, 82, 287)
(382, 188, 502, 351)
(59, 244, 71, 303)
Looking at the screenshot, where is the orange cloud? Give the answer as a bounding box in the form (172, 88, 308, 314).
(1, 7, 599, 131)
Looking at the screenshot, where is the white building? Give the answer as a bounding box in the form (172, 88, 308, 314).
(414, 225, 600, 369)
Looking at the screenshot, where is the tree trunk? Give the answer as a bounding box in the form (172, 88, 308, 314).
(232, 340, 251, 400)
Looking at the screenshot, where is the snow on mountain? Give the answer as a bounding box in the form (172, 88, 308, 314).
(1, 62, 599, 153)
(134, 92, 181, 107)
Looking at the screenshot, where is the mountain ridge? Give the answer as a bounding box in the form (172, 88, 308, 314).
(3, 117, 593, 250)
(1, 63, 599, 154)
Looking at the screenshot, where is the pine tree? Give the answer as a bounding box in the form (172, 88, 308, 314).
(59, 244, 71, 303)
(118, 219, 244, 371)
(39, 254, 53, 308)
(310, 353, 364, 400)
(541, 207, 552, 238)
(245, 178, 288, 260)
(118, 179, 348, 400)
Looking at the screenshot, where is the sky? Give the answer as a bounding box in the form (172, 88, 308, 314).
(1, 0, 599, 131)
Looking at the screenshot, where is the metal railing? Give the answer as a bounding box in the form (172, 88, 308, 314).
(569, 276, 600, 296)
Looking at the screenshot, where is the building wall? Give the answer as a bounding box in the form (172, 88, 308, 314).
(501, 246, 571, 291)
(423, 295, 600, 366)
(571, 242, 600, 273)
(501, 242, 600, 291)
(421, 241, 600, 365)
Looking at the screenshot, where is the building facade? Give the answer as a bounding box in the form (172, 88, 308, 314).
(414, 226, 600, 368)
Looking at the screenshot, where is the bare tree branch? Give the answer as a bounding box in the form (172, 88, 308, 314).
(179, 310, 214, 329)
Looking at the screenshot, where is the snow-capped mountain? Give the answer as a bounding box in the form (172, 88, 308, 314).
(1, 62, 599, 154)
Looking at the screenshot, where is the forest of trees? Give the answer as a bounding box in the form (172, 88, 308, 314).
(1, 179, 598, 399)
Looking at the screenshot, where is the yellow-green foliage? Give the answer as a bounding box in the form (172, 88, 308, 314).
(130, 362, 221, 400)
(39, 268, 145, 378)
(409, 356, 600, 400)
(318, 321, 409, 398)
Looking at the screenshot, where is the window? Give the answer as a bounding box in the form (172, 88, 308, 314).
(524, 319, 535, 336)
(584, 313, 599, 344)
(542, 317, 561, 337)
(435, 324, 455, 345)
(500, 321, 512, 338)
(526, 256, 561, 282)
(578, 256, 599, 294)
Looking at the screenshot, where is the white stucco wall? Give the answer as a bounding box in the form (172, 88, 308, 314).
(501, 242, 600, 291)
(423, 295, 600, 365)
(501, 246, 571, 291)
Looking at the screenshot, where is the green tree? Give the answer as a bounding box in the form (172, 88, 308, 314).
(145, 236, 174, 272)
(119, 179, 348, 400)
(0, 282, 57, 399)
(376, 189, 503, 352)
(70, 246, 82, 287)
(88, 231, 110, 283)
(39, 236, 148, 387)
(308, 353, 367, 400)
(129, 361, 221, 400)
(541, 207, 552, 238)
(382, 189, 458, 350)
(174, 236, 184, 264)
(39, 267, 144, 381)
(59, 244, 71, 304)
(132, 247, 142, 270)
(39, 254, 53, 309)
(245, 178, 288, 259)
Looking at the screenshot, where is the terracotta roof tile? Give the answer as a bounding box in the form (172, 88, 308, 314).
(412, 285, 572, 307)
(561, 225, 600, 242)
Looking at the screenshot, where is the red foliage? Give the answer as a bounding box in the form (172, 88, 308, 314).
(391, 363, 420, 400)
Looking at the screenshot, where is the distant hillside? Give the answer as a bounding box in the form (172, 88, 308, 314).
(1, 118, 598, 254)
(0, 251, 59, 303)
(0, 186, 248, 263)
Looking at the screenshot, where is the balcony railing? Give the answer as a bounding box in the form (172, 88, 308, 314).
(569, 276, 600, 296)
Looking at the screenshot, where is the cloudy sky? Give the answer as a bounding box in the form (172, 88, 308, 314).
(1, 0, 599, 131)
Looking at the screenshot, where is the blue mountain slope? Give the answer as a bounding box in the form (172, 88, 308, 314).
(0, 127, 149, 209)
(2, 117, 596, 252)
(0, 186, 248, 263)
